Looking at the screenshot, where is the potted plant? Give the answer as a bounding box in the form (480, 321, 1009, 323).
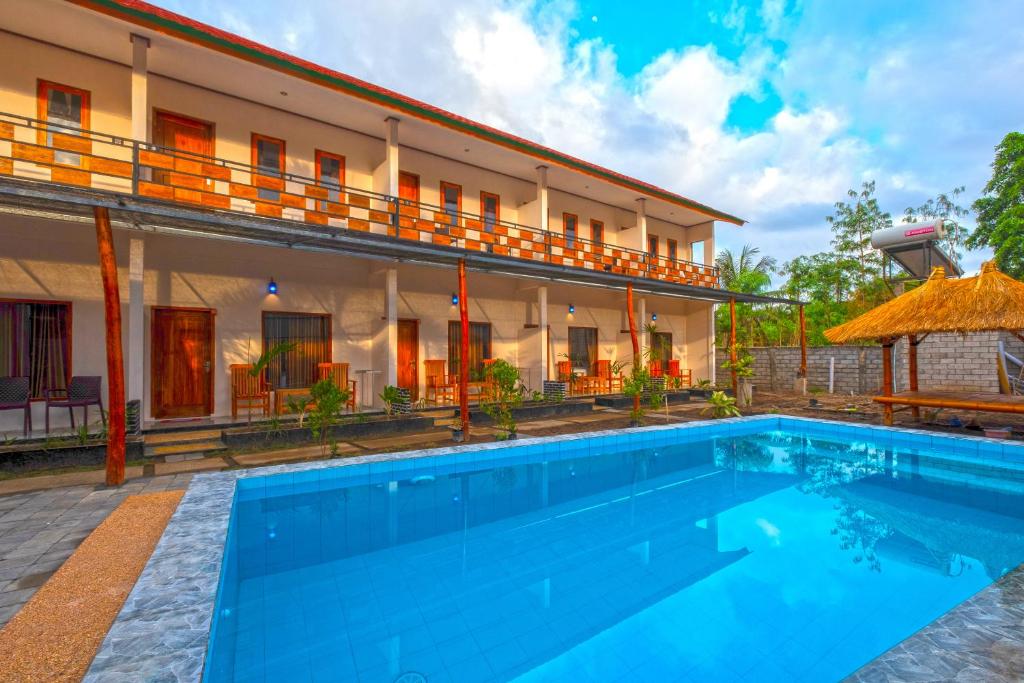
(722, 345, 755, 407)
(379, 385, 402, 417)
(308, 379, 348, 457)
(481, 359, 523, 440)
(701, 390, 741, 419)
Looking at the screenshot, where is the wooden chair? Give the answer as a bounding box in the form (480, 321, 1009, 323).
(230, 364, 270, 419)
(594, 360, 623, 394)
(666, 360, 692, 389)
(45, 376, 104, 434)
(317, 362, 357, 411)
(0, 376, 31, 436)
(425, 359, 456, 404)
(649, 360, 664, 378)
(556, 360, 579, 395)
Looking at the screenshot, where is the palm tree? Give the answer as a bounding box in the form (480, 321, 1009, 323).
(715, 244, 777, 293)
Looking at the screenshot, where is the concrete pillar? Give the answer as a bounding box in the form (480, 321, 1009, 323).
(385, 268, 398, 387)
(538, 285, 548, 383)
(385, 118, 399, 196)
(536, 166, 549, 232)
(130, 34, 149, 142)
(636, 198, 648, 252)
(127, 238, 145, 406)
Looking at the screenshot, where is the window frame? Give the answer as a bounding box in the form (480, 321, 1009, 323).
(590, 219, 604, 245)
(567, 326, 598, 373)
(690, 240, 706, 265)
(648, 234, 659, 257)
(480, 191, 500, 225)
(563, 212, 578, 247)
(314, 150, 345, 211)
(260, 310, 333, 390)
(447, 320, 493, 379)
(0, 297, 73, 400)
(37, 80, 91, 167)
(667, 238, 678, 262)
(440, 181, 463, 214)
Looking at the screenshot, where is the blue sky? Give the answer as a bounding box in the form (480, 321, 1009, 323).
(160, 0, 1024, 277)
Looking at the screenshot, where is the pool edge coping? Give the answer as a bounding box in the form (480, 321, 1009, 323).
(83, 414, 1024, 682)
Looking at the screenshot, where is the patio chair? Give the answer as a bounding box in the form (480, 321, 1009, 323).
(425, 359, 456, 404)
(45, 375, 104, 434)
(0, 376, 32, 436)
(317, 362, 358, 411)
(666, 360, 692, 389)
(594, 360, 623, 394)
(649, 360, 664, 378)
(230, 364, 270, 419)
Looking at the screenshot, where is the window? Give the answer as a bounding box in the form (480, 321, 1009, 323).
(590, 219, 604, 245)
(648, 234, 659, 257)
(567, 327, 597, 374)
(440, 181, 461, 236)
(38, 80, 90, 166)
(0, 300, 71, 399)
(315, 150, 345, 211)
(261, 312, 331, 389)
(651, 332, 673, 364)
(690, 240, 705, 265)
(252, 133, 285, 201)
(448, 321, 492, 381)
(481, 191, 499, 253)
(563, 213, 578, 248)
(667, 239, 678, 261)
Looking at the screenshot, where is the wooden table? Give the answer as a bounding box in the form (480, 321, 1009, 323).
(274, 387, 314, 415)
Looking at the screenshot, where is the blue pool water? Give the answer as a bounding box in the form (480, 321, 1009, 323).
(204, 419, 1024, 682)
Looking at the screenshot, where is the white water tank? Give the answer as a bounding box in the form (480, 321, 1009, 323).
(870, 219, 948, 249)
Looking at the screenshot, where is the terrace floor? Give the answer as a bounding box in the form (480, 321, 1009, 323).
(0, 394, 1022, 680)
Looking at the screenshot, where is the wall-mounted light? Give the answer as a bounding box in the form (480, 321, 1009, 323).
(651, 312, 658, 321)
(451, 293, 459, 305)
(568, 304, 575, 314)
(267, 278, 278, 295)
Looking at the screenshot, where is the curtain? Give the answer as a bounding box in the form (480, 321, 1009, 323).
(0, 302, 70, 398)
(448, 322, 492, 380)
(568, 327, 597, 374)
(263, 313, 331, 388)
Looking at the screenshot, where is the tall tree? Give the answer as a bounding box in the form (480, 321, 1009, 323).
(715, 244, 776, 294)
(903, 186, 970, 269)
(827, 181, 890, 288)
(966, 132, 1024, 278)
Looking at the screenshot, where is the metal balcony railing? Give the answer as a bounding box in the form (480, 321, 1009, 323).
(0, 112, 720, 288)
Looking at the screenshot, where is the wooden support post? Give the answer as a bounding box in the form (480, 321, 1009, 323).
(94, 207, 126, 486)
(908, 334, 920, 420)
(626, 283, 640, 417)
(729, 297, 738, 397)
(458, 259, 470, 436)
(799, 305, 808, 378)
(881, 338, 894, 426)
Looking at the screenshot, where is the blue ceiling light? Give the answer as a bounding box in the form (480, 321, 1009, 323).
(568, 304, 575, 314)
(651, 312, 657, 321)
(267, 278, 278, 295)
(451, 293, 459, 305)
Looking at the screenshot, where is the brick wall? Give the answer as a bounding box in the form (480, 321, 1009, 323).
(719, 331, 1023, 395)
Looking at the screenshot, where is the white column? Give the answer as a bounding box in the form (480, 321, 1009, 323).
(385, 268, 398, 387)
(536, 166, 549, 232)
(128, 237, 145, 406)
(538, 285, 548, 384)
(385, 118, 399, 196)
(130, 34, 150, 142)
(636, 198, 648, 252)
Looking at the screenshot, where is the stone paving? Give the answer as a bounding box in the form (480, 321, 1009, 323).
(0, 474, 193, 627)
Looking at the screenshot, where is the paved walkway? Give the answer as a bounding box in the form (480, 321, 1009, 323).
(0, 474, 192, 627)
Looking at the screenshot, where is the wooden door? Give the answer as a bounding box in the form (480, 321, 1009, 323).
(152, 307, 214, 419)
(153, 111, 214, 201)
(397, 319, 419, 400)
(398, 171, 419, 203)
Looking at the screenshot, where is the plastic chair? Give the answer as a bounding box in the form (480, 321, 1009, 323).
(0, 376, 32, 436)
(45, 376, 104, 434)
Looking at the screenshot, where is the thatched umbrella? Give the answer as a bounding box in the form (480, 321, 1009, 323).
(823, 261, 1024, 424)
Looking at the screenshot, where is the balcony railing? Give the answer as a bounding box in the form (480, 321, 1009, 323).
(0, 112, 719, 288)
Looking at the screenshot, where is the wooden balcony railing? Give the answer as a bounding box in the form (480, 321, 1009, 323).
(0, 113, 720, 288)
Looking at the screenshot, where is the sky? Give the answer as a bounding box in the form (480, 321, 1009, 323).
(157, 0, 1024, 279)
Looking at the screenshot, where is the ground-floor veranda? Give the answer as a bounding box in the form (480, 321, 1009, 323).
(0, 213, 718, 435)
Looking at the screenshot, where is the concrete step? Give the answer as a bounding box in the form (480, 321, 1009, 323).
(433, 417, 461, 428)
(144, 429, 223, 445)
(144, 439, 227, 461)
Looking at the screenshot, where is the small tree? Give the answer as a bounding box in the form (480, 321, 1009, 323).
(308, 379, 347, 457)
(481, 359, 523, 439)
(967, 132, 1024, 278)
(379, 385, 402, 417)
(623, 366, 651, 426)
(702, 391, 741, 419)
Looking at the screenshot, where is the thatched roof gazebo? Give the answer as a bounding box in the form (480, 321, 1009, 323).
(824, 262, 1024, 425)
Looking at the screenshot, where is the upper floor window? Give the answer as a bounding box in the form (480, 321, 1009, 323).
(252, 133, 285, 201)
(690, 240, 706, 265)
(440, 181, 461, 235)
(667, 239, 678, 261)
(563, 213, 578, 248)
(648, 234, 659, 257)
(480, 192, 500, 231)
(315, 150, 345, 209)
(590, 219, 604, 245)
(38, 80, 90, 166)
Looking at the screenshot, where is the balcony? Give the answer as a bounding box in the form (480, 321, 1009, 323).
(0, 112, 720, 290)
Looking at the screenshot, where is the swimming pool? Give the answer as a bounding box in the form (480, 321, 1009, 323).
(186, 417, 1024, 682)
